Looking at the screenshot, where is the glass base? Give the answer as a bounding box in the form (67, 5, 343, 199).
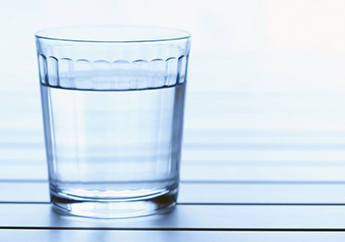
(51, 188, 177, 218)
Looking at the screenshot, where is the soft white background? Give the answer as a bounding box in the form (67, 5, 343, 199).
(2, 0, 345, 133)
(2, 0, 345, 181)
(1, 0, 345, 91)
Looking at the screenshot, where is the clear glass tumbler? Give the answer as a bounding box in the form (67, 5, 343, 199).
(35, 26, 191, 218)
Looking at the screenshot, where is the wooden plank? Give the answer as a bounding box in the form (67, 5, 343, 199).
(1, 204, 345, 229)
(4, 143, 345, 163)
(0, 182, 49, 203)
(2, 159, 345, 181)
(179, 182, 345, 204)
(1, 230, 345, 242)
(3, 118, 345, 183)
(3, 182, 345, 205)
(181, 165, 345, 182)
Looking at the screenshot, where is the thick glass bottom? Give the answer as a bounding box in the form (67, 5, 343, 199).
(51, 188, 177, 218)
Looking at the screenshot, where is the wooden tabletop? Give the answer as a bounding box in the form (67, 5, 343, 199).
(2, 90, 345, 241)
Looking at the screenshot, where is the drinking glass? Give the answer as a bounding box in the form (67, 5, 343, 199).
(35, 26, 191, 218)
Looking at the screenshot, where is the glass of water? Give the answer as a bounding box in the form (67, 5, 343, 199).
(35, 26, 191, 218)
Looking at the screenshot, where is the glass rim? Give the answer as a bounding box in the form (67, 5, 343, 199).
(35, 25, 191, 43)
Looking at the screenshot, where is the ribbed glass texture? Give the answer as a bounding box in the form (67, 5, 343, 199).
(35, 26, 191, 218)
